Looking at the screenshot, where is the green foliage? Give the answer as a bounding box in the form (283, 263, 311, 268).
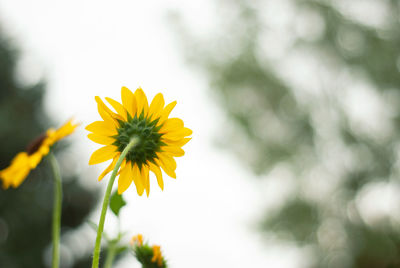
(262, 198, 320, 244)
(173, 0, 400, 266)
(110, 190, 127, 217)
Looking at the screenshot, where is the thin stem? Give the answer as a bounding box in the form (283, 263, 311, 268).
(103, 241, 117, 268)
(49, 153, 62, 268)
(91, 138, 139, 268)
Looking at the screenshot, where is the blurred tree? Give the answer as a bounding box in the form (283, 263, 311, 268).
(0, 30, 99, 267)
(172, 0, 400, 267)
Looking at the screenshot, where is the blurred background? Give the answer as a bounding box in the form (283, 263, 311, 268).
(1, 0, 400, 267)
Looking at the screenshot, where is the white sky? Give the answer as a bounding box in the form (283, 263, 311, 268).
(0, 1, 304, 267)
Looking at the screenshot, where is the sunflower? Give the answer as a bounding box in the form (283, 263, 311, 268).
(0, 120, 78, 189)
(86, 86, 192, 196)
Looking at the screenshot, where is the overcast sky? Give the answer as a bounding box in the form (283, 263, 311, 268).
(0, 1, 304, 267)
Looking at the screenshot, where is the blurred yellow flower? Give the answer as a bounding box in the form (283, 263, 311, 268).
(86, 86, 192, 196)
(0, 120, 78, 189)
(130, 234, 166, 268)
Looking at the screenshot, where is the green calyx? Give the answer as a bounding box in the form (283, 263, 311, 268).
(113, 112, 165, 168)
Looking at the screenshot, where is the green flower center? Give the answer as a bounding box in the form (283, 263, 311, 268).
(114, 112, 165, 168)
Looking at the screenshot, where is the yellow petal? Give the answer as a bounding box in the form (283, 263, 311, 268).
(132, 163, 145, 196)
(89, 145, 118, 165)
(161, 146, 185, 157)
(159, 152, 177, 169)
(162, 137, 191, 147)
(95, 96, 119, 126)
(1, 176, 11, 189)
(121, 86, 137, 118)
(149, 162, 164, 190)
(118, 165, 133, 194)
(10, 165, 31, 188)
(148, 93, 165, 120)
(106, 97, 128, 121)
(98, 156, 119, 181)
(156, 153, 176, 178)
(28, 150, 46, 168)
(0, 153, 31, 189)
(134, 88, 149, 117)
(163, 127, 192, 140)
(2, 153, 29, 172)
(87, 133, 115, 145)
(151, 245, 163, 266)
(38, 143, 50, 155)
(158, 101, 176, 125)
(86, 121, 117, 136)
(160, 118, 184, 133)
(53, 119, 79, 141)
(45, 130, 57, 146)
(141, 165, 150, 196)
(118, 160, 126, 175)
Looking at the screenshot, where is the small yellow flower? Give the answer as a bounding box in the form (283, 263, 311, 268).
(86, 86, 192, 196)
(151, 245, 163, 267)
(130, 234, 167, 268)
(0, 120, 78, 189)
(130, 234, 144, 246)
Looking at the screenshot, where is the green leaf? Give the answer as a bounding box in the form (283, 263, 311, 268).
(110, 190, 127, 217)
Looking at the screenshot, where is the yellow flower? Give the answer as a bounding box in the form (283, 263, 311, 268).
(0, 120, 78, 189)
(130, 234, 167, 268)
(86, 86, 192, 196)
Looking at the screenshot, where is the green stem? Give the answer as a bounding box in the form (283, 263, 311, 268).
(103, 241, 117, 268)
(49, 153, 62, 268)
(91, 138, 139, 268)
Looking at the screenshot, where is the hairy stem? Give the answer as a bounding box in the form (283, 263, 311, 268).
(91, 138, 139, 268)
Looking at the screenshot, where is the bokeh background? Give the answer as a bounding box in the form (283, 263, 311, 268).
(1, 0, 400, 267)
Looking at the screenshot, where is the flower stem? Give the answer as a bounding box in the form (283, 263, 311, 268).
(49, 153, 62, 268)
(103, 241, 117, 268)
(91, 138, 139, 268)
